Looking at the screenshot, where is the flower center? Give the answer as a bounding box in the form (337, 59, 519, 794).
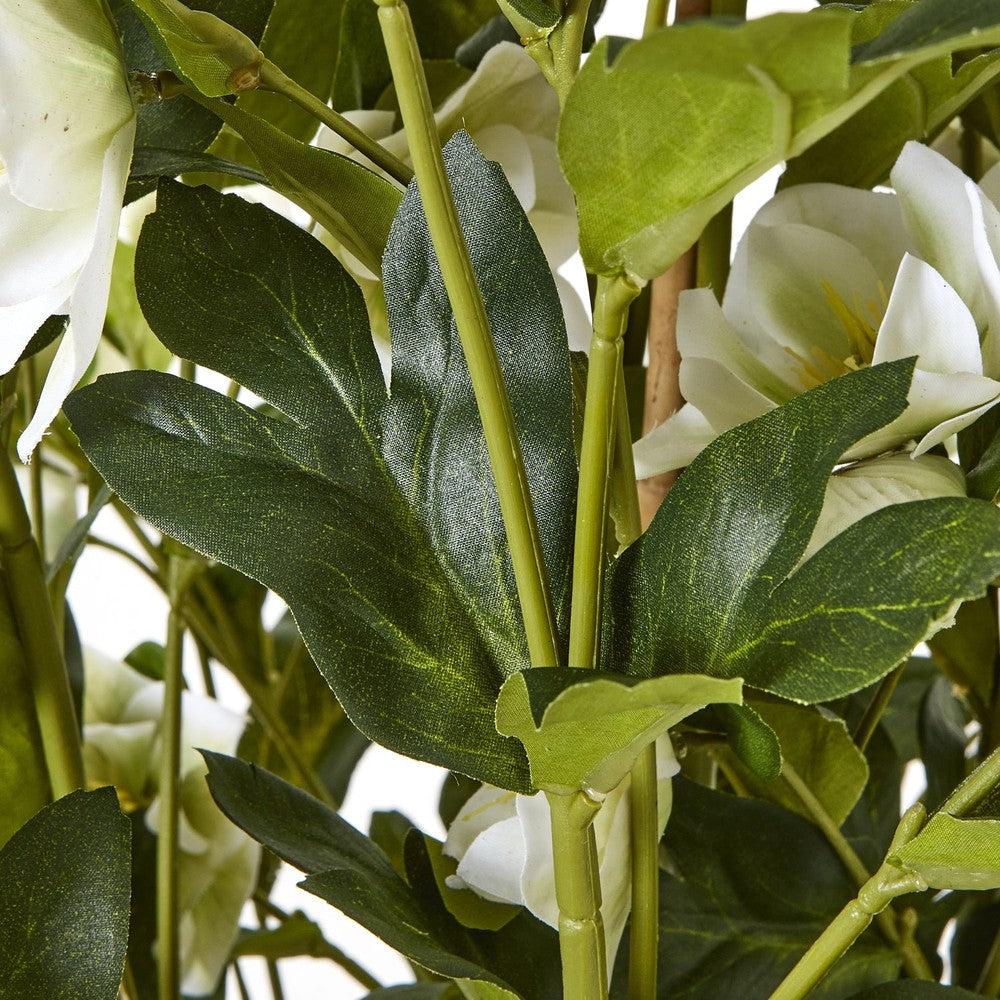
(784, 281, 888, 390)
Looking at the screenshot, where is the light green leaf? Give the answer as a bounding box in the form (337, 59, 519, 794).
(68, 134, 577, 791)
(783, 3, 1000, 188)
(127, 0, 264, 96)
(560, 2, 1000, 279)
(605, 361, 1000, 704)
(891, 813, 1000, 890)
(725, 701, 870, 825)
(716, 703, 783, 782)
(0, 788, 130, 1000)
(496, 669, 741, 794)
(187, 94, 401, 274)
(106, 242, 174, 371)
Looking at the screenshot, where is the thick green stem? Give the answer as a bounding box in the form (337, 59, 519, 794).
(257, 60, 414, 187)
(375, 0, 560, 669)
(548, 0, 593, 107)
(0, 449, 83, 797)
(643, 0, 669, 34)
(569, 275, 640, 669)
(628, 744, 660, 1000)
(782, 764, 934, 980)
(548, 791, 608, 1000)
(157, 558, 190, 1000)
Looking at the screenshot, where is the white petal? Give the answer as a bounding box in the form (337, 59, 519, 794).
(455, 814, 528, 908)
(443, 784, 518, 863)
(966, 180, 1000, 378)
(679, 357, 776, 434)
(727, 221, 886, 365)
(0, 0, 132, 210)
(738, 182, 907, 292)
(891, 142, 994, 332)
(19, 117, 136, 460)
(800, 454, 966, 564)
(83, 647, 153, 725)
(872, 255, 983, 375)
(850, 368, 1000, 460)
(316, 109, 398, 160)
(82, 718, 157, 798)
(633, 403, 716, 478)
(517, 792, 558, 929)
(0, 177, 96, 306)
(146, 795, 212, 856)
(980, 158, 1000, 209)
(474, 124, 536, 212)
(0, 276, 73, 375)
(554, 271, 591, 353)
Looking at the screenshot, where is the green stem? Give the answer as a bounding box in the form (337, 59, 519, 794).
(628, 744, 660, 1000)
(547, 0, 593, 107)
(782, 764, 934, 980)
(978, 928, 1000, 996)
(0, 449, 83, 797)
(157, 558, 191, 1000)
(234, 963, 252, 1000)
(643, 0, 669, 35)
(853, 663, 905, 753)
(611, 361, 643, 550)
(569, 275, 640, 669)
(257, 60, 414, 187)
(548, 791, 608, 1000)
(375, 0, 560, 669)
(940, 743, 1000, 816)
(23, 357, 45, 560)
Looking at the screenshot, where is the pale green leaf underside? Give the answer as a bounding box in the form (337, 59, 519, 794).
(891, 813, 1000, 890)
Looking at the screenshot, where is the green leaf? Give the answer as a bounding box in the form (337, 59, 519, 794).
(724, 701, 870, 825)
(891, 813, 1000, 890)
(604, 361, 1000, 703)
(127, 0, 265, 97)
(0, 584, 49, 847)
(929, 596, 998, 715)
(918, 677, 969, 811)
(611, 780, 899, 999)
(496, 0, 559, 31)
(331, 0, 498, 110)
(129, 145, 268, 186)
(68, 134, 576, 791)
(106, 242, 174, 372)
(560, 3, 1000, 279)
(186, 95, 401, 275)
(847, 985, 981, 999)
(496, 669, 741, 794)
(784, 4, 1000, 189)
(715, 703, 783, 782)
(966, 418, 1000, 501)
(364, 989, 454, 1000)
(0, 788, 131, 1000)
(203, 753, 553, 997)
(232, 911, 363, 964)
(853, 0, 1000, 62)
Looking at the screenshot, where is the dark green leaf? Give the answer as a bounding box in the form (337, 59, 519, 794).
(610, 780, 899, 999)
(69, 134, 576, 790)
(497, 0, 559, 30)
(362, 989, 453, 1000)
(951, 897, 1000, 988)
(456, 15, 520, 69)
(0, 788, 130, 1000)
(919, 677, 970, 811)
(848, 984, 981, 998)
(439, 772, 480, 828)
(928, 595, 998, 716)
(966, 415, 1000, 501)
(17, 315, 66, 365)
(853, 0, 1000, 62)
(129, 145, 268, 186)
(604, 361, 1000, 704)
(716, 703, 783, 782)
(202, 753, 549, 995)
(46, 485, 112, 583)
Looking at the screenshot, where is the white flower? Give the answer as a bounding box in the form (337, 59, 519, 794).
(316, 42, 590, 349)
(443, 737, 679, 976)
(82, 648, 260, 997)
(634, 142, 1000, 480)
(0, 0, 136, 459)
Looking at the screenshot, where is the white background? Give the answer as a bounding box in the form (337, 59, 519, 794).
(68, 2, 818, 997)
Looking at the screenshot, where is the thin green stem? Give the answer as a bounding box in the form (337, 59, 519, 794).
(978, 928, 1000, 996)
(257, 60, 413, 187)
(853, 663, 905, 753)
(643, 0, 669, 35)
(23, 358, 45, 560)
(234, 963, 252, 1000)
(0, 448, 83, 797)
(157, 558, 191, 1000)
(375, 0, 560, 669)
(628, 744, 660, 1000)
(782, 764, 934, 980)
(569, 275, 640, 669)
(548, 791, 608, 1000)
(610, 360, 642, 551)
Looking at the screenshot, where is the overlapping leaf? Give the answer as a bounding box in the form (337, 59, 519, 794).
(0, 788, 130, 1000)
(604, 361, 1000, 703)
(67, 134, 577, 791)
(560, 0, 1000, 279)
(204, 753, 560, 998)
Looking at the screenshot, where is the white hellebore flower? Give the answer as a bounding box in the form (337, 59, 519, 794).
(82, 649, 260, 997)
(317, 42, 590, 349)
(0, 0, 136, 459)
(444, 738, 679, 974)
